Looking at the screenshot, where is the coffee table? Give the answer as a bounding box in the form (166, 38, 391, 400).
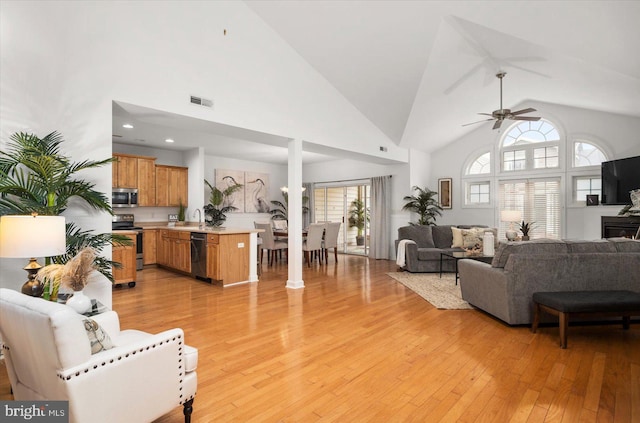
(440, 251, 494, 284)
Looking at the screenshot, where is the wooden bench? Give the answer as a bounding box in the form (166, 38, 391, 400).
(531, 290, 640, 348)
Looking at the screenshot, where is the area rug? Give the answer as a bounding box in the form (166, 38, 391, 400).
(387, 272, 473, 310)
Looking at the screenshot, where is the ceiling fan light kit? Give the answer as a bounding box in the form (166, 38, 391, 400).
(464, 71, 541, 130)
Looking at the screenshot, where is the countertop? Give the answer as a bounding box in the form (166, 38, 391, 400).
(117, 222, 263, 235)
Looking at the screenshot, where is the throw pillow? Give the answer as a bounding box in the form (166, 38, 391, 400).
(83, 318, 114, 354)
(461, 228, 485, 249)
(451, 227, 464, 248)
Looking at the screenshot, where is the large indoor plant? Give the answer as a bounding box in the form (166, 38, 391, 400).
(348, 198, 369, 246)
(269, 190, 309, 221)
(0, 131, 129, 281)
(402, 186, 443, 226)
(204, 178, 243, 227)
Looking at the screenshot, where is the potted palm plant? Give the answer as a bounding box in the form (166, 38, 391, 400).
(402, 186, 443, 226)
(0, 131, 129, 282)
(203, 179, 243, 227)
(269, 190, 309, 221)
(519, 221, 535, 241)
(348, 198, 369, 246)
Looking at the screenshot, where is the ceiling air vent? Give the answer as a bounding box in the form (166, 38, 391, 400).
(190, 95, 213, 108)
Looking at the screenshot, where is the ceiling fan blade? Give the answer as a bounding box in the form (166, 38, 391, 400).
(511, 107, 537, 116)
(493, 119, 504, 130)
(462, 118, 494, 127)
(478, 113, 494, 117)
(512, 116, 541, 121)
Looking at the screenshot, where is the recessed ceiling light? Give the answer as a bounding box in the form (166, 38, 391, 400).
(165, 138, 174, 143)
(122, 123, 133, 129)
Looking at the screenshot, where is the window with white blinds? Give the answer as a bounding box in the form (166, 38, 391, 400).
(498, 178, 561, 240)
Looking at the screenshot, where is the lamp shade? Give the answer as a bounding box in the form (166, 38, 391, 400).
(500, 210, 522, 223)
(280, 186, 306, 193)
(0, 215, 66, 258)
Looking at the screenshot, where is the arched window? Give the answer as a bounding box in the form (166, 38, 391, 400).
(571, 140, 608, 203)
(501, 120, 560, 171)
(498, 120, 562, 239)
(463, 152, 492, 206)
(573, 140, 607, 167)
(467, 152, 491, 175)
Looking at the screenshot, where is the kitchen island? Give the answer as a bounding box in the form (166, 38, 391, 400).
(135, 224, 262, 286)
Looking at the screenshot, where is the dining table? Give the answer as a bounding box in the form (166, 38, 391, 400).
(273, 229, 307, 238)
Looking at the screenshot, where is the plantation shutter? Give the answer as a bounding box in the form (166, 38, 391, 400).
(498, 178, 561, 240)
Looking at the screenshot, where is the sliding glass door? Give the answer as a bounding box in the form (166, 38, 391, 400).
(314, 183, 370, 256)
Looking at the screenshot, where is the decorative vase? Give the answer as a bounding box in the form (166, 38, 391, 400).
(66, 290, 91, 314)
(482, 232, 495, 256)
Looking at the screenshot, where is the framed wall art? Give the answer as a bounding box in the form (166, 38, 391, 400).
(438, 178, 452, 209)
(244, 172, 270, 213)
(215, 169, 245, 213)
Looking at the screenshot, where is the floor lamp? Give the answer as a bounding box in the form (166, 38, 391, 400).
(0, 214, 66, 296)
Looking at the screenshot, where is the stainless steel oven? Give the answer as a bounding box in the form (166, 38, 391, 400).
(112, 188, 138, 208)
(112, 214, 143, 271)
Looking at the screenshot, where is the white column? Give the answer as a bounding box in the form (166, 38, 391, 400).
(286, 139, 304, 289)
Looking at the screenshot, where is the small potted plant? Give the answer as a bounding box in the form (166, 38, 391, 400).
(176, 201, 186, 226)
(519, 221, 535, 241)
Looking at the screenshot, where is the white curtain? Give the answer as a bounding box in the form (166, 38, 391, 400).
(303, 182, 314, 228)
(369, 176, 391, 259)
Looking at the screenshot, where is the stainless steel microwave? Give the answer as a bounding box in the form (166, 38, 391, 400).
(112, 188, 138, 208)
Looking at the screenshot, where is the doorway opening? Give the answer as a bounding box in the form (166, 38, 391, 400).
(314, 183, 370, 256)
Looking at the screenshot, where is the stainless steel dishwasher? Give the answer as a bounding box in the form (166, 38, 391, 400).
(190, 232, 209, 281)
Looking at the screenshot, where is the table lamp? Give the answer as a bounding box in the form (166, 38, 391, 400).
(500, 210, 522, 241)
(0, 214, 66, 296)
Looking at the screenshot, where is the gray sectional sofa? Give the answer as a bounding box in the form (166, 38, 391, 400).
(458, 238, 640, 325)
(396, 225, 495, 273)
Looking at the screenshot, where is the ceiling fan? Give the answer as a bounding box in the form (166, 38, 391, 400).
(463, 71, 540, 130)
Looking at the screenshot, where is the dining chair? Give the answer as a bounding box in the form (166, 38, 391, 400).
(303, 223, 326, 267)
(255, 222, 287, 266)
(322, 221, 342, 263)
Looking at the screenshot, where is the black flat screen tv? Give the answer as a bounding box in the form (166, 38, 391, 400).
(601, 155, 640, 205)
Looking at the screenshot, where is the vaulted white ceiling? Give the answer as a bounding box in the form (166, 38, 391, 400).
(245, 0, 640, 153)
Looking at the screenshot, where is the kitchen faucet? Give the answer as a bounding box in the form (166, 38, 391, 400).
(193, 208, 203, 229)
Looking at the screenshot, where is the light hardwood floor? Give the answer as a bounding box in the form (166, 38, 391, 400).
(2, 256, 639, 422)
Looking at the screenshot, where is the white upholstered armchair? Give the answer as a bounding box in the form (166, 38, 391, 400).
(0, 288, 197, 423)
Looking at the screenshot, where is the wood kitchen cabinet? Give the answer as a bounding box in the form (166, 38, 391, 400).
(206, 233, 249, 285)
(206, 235, 220, 281)
(157, 230, 171, 267)
(112, 154, 138, 188)
(157, 230, 191, 273)
(156, 165, 188, 207)
(173, 232, 191, 273)
(143, 229, 158, 265)
(137, 157, 157, 207)
(112, 233, 137, 287)
(112, 154, 158, 208)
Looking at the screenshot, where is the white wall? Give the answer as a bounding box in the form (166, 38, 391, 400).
(204, 155, 288, 229)
(0, 1, 407, 288)
(429, 101, 640, 238)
